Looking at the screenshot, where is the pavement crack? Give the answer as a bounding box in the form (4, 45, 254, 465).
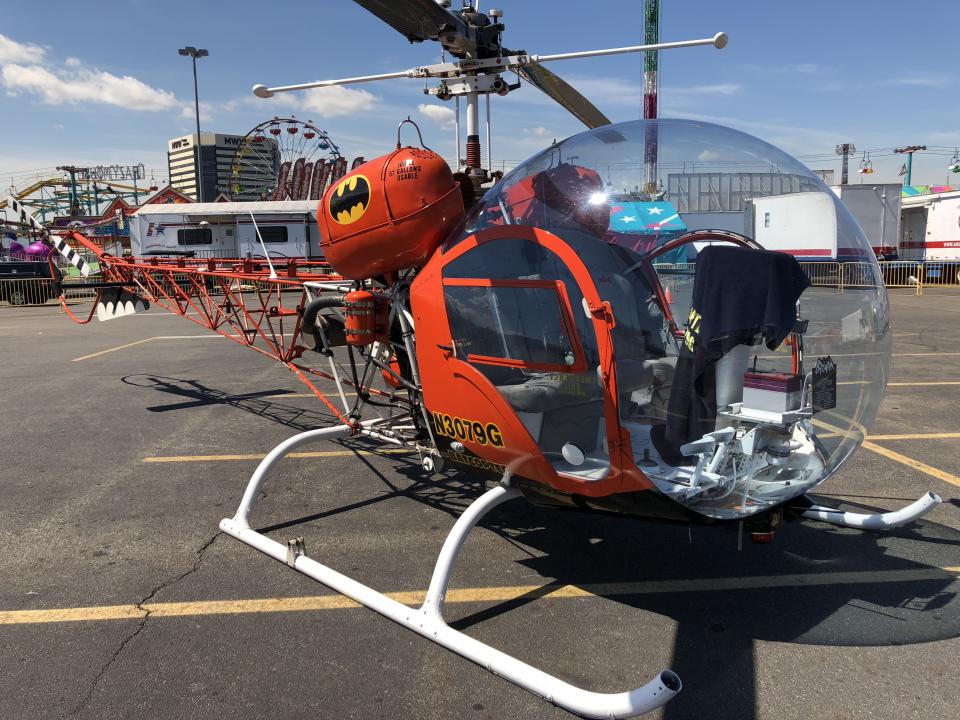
(61, 531, 221, 719)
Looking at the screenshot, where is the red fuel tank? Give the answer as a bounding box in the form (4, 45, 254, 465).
(318, 146, 465, 279)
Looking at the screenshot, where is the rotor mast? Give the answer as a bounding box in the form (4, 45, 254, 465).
(251, 0, 727, 191)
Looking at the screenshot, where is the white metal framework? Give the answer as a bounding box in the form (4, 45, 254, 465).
(220, 424, 682, 718)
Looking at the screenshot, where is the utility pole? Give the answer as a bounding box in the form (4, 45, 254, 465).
(57, 165, 84, 215)
(642, 0, 660, 196)
(894, 145, 926, 186)
(835, 143, 856, 185)
(178, 46, 209, 202)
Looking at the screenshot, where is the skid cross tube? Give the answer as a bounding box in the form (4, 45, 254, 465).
(220, 427, 681, 718)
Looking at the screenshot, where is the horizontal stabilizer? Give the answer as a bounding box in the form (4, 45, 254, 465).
(96, 288, 149, 322)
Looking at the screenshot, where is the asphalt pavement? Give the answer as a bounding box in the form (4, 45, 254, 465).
(0, 288, 958, 720)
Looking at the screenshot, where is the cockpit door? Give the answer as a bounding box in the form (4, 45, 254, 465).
(411, 225, 650, 496)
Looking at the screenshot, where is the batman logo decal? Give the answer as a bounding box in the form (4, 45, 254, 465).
(329, 174, 371, 225)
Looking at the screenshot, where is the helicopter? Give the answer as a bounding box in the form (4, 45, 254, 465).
(37, 2, 944, 718)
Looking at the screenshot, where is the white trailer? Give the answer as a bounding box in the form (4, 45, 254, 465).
(830, 184, 901, 259)
(130, 201, 320, 259)
(900, 189, 960, 261)
(744, 192, 847, 260)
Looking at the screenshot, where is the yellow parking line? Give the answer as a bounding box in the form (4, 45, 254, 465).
(888, 381, 960, 386)
(72, 337, 154, 362)
(144, 448, 412, 463)
(868, 432, 960, 441)
(893, 351, 960, 357)
(862, 441, 960, 487)
(3, 566, 958, 625)
(263, 393, 357, 398)
(805, 419, 959, 487)
(72, 335, 223, 362)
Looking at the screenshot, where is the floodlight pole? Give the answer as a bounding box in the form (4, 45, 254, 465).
(894, 145, 926, 186)
(179, 46, 209, 203)
(835, 143, 856, 185)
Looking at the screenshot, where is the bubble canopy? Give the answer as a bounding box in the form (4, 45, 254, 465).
(440, 119, 889, 520)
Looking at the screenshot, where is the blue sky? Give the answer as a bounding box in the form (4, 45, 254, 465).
(2, 0, 959, 193)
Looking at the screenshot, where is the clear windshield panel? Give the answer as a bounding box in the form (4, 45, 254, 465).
(443, 237, 610, 481)
(450, 119, 890, 519)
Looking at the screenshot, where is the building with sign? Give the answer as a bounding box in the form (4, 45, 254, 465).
(167, 132, 278, 202)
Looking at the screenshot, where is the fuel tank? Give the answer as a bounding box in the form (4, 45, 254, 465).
(318, 146, 465, 279)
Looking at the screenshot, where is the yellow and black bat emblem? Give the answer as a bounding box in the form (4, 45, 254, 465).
(329, 174, 370, 225)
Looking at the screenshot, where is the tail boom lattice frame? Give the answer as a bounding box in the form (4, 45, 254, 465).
(57, 230, 360, 422)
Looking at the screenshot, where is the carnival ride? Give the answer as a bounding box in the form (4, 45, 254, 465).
(2, 169, 156, 226)
(228, 117, 348, 201)
(35, 2, 943, 717)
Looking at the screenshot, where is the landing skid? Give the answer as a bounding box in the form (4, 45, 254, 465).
(220, 424, 681, 718)
(797, 491, 941, 529)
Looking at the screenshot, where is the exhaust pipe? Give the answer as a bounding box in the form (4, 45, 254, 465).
(300, 294, 345, 352)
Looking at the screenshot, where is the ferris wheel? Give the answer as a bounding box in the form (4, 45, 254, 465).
(229, 117, 342, 201)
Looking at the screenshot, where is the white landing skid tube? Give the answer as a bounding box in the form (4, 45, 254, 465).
(800, 491, 942, 530)
(220, 425, 682, 718)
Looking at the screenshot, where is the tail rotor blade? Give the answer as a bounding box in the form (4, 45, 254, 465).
(512, 63, 611, 129)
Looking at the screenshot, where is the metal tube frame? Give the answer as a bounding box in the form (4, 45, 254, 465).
(219, 431, 681, 718)
(800, 491, 941, 530)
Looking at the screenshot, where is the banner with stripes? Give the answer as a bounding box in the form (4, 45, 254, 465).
(51, 236, 91, 277)
(5, 195, 43, 231)
(5, 195, 90, 277)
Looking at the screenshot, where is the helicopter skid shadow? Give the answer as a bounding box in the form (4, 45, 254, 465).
(123, 374, 959, 719)
(120, 374, 339, 431)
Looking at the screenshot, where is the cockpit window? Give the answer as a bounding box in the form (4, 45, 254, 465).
(443, 279, 585, 372)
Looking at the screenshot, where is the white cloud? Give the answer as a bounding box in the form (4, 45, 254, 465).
(697, 149, 723, 162)
(64, 56, 81, 67)
(259, 85, 378, 118)
(524, 126, 553, 139)
(1, 62, 178, 111)
(543, 77, 740, 111)
(883, 75, 951, 88)
(180, 100, 216, 124)
(674, 83, 741, 96)
(744, 63, 822, 75)
(418, 102, 456, 129)
(0, 34, 45, 64)
(300, 86, 377, 117)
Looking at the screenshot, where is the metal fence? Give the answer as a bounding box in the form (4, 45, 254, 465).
(0, 279, 61, 306)
(652, 260, 934, 295)
(1, 259, 955, 309)
(920, 261, 960, 288)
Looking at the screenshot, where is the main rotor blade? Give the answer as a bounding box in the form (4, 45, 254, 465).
(513, 63, 611, 129)
(352, 0, 466, 43)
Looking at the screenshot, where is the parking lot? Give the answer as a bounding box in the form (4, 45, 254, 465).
(1, 288, 958, 720)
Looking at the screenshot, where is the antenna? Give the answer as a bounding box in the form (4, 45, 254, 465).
(249, 212, 278, 279)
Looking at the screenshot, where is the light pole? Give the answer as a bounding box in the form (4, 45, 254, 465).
(894, 145, 926, 187)
(178, 46, 208, 202)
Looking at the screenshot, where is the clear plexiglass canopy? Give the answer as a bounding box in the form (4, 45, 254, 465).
(444, 119, 890, 519)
